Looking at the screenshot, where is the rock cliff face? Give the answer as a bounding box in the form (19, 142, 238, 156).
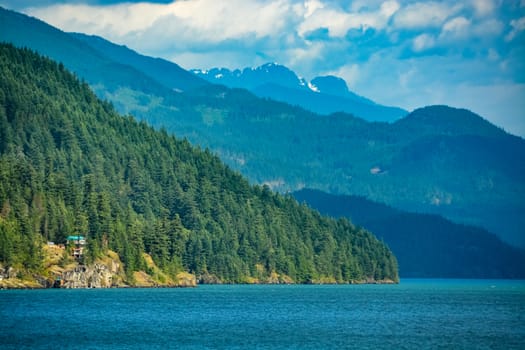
(0, 264, 45, 289)
(0, 265, 17, 280)
(60, 262, 121, 288)
(1, 248, 196, 289)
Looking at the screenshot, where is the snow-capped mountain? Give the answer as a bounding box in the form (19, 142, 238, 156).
(192, 63, 407, 122)
(194, 63, 308, 90)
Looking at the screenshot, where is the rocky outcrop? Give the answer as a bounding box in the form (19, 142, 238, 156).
(60, 263, 117, 288)
(52, 250, 129, 288)
(197, 273, 223, 284)
(1, 249, 197, 289)
(0, 264, 44, 289)
(0, 265, 17, 280)
(175, 272, 197, 287)
(58, 256, 124, 288)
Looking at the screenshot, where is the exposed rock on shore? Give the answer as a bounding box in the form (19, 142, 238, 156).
(60, 263, 116, 288)
(0, 247, 197, 289)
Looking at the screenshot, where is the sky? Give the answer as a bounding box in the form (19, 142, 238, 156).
(1, 0, 524, 136)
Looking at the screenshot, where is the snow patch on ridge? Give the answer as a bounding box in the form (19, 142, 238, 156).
(308, 81, 320, 93)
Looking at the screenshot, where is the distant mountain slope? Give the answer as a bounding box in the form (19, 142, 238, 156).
(71, 33, 208, 92)
(0, 7, 173, 97)
(2, 7, 523, 248)
(293, 189, 525, 278)
(192, 64, 407, 122)
(0, 43, 399, 285)
(393, 105, 509, 137)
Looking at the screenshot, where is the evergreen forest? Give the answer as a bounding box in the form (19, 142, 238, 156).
(0, 43, 398, 284)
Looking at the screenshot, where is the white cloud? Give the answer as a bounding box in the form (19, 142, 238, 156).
(380, 1, 400, 18)
(327, 63, 361, 89)
(27, 0, 294, 45)
(27, 2, 167, 37)
(285, 41, 326, 69)
(412, 33, 436, 52)
(303, 0, 324, 18)
(297, 0, 399, 38)
(439, 16, 471, 40)
(442, 16, 471, 32)
(472, 18, 503, 37)
(505, 16, 525, 41)
(393, 1, 462, 29)
(470, 0, 496, 18)
(297, 7, 349, 37)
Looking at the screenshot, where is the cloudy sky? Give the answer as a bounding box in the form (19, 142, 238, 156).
(1, 0, 524, 136)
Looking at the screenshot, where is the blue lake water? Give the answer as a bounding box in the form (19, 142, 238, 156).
(1, 279, 524, 349)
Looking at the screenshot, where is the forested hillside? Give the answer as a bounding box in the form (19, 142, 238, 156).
(0, 43, 398, 285)
(294, 189, 525, 278)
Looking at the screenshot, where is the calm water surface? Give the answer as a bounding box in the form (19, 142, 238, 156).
(1, 279, 524, 349)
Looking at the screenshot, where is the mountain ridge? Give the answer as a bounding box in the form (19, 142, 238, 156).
(394, 105, 510, 137)
(191, 63, 408, 122)
(70, 32, 208, 92)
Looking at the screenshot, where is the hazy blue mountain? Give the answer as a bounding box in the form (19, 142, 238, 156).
(293, 189, 525, 278)
(311, 76, 357, 97)
(2, 7, 523, 248)
(70, 33, 208, 92)
(0, 7, 173, 97)
(192, 64, 407, 122)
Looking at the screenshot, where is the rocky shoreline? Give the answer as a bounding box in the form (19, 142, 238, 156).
(0, 265, 395, 290)
(0, 245, 394, 290)
(0, 263, 198, 289)
(0, 246, 198, 289)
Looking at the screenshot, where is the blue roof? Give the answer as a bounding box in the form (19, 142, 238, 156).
(67, 235, 85, 241)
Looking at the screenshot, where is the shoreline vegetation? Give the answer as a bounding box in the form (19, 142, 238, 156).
(0, 245, 396, 290)
(0, 278, 398, 290)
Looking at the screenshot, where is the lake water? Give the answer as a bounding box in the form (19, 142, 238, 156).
(1, 279, 524, 349)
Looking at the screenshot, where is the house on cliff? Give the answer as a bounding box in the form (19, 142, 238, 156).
(67, 235, 86, 259)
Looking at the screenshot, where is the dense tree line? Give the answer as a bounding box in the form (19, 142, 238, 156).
(0, 43, 398, 283)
